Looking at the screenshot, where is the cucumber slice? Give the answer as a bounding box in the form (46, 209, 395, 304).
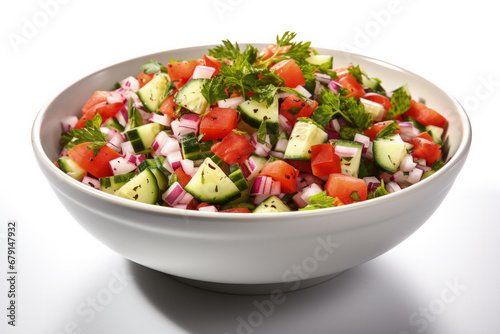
(253, 196, 291, 213)
(359, 97, 385, 122)
(115, 168, 159, 204)
(103, 117, 125, 132)
(174, 78, 209, 114)
(238, 95, 279, 133)
(373, 134, 407, 174)
(228, 164, 249, 191)
(180, 132, 208, 160)
(125, 123, 163, 153)
(57, 156, 86, 181)
(184, 158, 240, 204)
(284, 121, 328, 160)
(305, 55, 333, 68)
(426, 125, 444, 145)
(100, 172, 137, 194)
(137, 74, 170, 113)
(148, 166, 168, 193)
(330, 139, 363, 178)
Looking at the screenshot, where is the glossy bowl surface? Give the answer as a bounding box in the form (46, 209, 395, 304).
(32, 45, 471, 291)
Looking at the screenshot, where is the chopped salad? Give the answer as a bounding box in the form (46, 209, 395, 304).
(56, 32, 448, 213)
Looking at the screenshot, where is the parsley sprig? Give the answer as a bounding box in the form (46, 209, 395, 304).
(60, 114, 107, 157)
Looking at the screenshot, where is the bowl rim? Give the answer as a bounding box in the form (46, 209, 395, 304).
(31, 44, 472, 221)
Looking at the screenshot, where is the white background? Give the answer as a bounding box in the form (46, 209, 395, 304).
(1, 0, 499, 333)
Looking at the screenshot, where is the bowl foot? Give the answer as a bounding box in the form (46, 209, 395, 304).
(169, 271, 344, 295)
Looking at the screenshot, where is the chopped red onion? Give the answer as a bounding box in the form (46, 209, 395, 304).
(400, 154, 417, 172)
(108, 133, 125, 152)
(162, 182, 186, 206)
(386, 181, 402, 193)
(274, 138, 288, 152)
(292, 192, 308, 209)
(82, 176, 101, 190)
(301, 173, 324, 186)
(314, 72, 332, 84)
(180, 159, 195, 176)
(170, 120, 181, 139)
(198, 205, 218, 212)
(61, 115, 78, 132)
(107, 90, 125, 104)
(328, 80, 342, 94)
(269, 151, 284, 159)
(217, 96, 245, 109)
(250, 132, 271, 157)
(121, 141, 135, 154)
(362, 141, 374, 160)
(328, 131, 341, 140)
(294, 85, 312, 99)
(330, 118, 341, 132)
(379, 172, 393, 184)
(251, 176, 268, 195)
(178, 192, 194, 205)
(300, 183, 323, 204)
(415, 164, 432, 172)
(160, 136, 181, 156)
(123, 153, 137, 164)
(166, 150, 183, 171)
(270, 181, 281, 195)
(407, 168, 423, 184)
(109, 156, 137, 175)
(173, 203, 188, 210)
(278, 114, 293, 134)
(393, 170, 408, 184)
(152, 131, 168, 152)
(150, 113, 171, 127)
(335, 145, 358, 158)
(119, 76, 140, 92)
(354, 133, 370, 154)
(192, 65, 216, 79)
(242, 157, 259, 181)
(254, 194, 271, 205)
(363, 176, 381, 193)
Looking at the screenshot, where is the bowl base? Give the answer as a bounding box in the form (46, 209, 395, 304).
(169, 271, 344, 295)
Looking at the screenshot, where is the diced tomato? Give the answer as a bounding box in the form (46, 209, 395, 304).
(202, 55, 230, 76)
(363, 121, 401, 141)
(272, 59, 305, 88)
(137, 72, 155, 88)
(333, 65, 354, 78)
(403, 100, 447, 128)
(196, 202, 212, 210)
(285, 159, 313, 174)
(336, 74, 365, 98)
(259, 160, 299, 193)
(280, 94, 318, 121)
(81, 90, 123, 122)
(410, 132, 442, 164)
(82, 91, 111, 115)
(325, 173, 368, 205)
(159, 95, 179, 119)
(259, 44, 291, 62)
(174, 167, 192, 188)
(167, 59, 204, 82)
(362, 92, 392, 111)
(74, 114, 90, 129)
(67, 142, 121, 178)
(211, 131, 255, 165)
(199, 107, 238, 140)
(311, 144, 341, 176)
(220, 207, 252, 213)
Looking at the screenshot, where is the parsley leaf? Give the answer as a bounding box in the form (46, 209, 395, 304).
(339, 126, 362, 140)
(299, 191, 338, 211)
(208, 39, 241, 60)
(311, 105, 334, 126)
(387, 85, 411, 119)
(348, 65, 363, 84)
(257, 120, 268, 144)
(201, 74, 229, 106)
(127, 98, 143, 129)
(140, 59, 168, 74)
(318, 62, 338, 80)
(344, 97, 372, 130)
(374, 180, 390, 197)
(375, 120, 400, 139)
(63, 114, 107, 157)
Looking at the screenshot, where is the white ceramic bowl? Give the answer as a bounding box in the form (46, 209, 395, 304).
(32, 45, 471, 294)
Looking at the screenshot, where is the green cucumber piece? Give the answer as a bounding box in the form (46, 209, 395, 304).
(57, 156, 86, 181)
(125, 123, 163, 153)
(253, 196, 291, 213)
(373, 134, 407, 174)
(238, 95, 279, 133)
(137, 74, 170, 113)
(115, 168, 159, 204)
(100, 172, 137, 194)
(284, 121, 328, 160)
(174, 78, 209, 114)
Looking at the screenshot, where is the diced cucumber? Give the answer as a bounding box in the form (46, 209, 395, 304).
(180, 132, 209, 160)
(228, 164, 249, 191)
(360, 97, 385, 122)
(100, 172, 137, 194)
(253, 196, 291, 213)
(238, 95, 279, 134)
(148, 166, 168, 193)
(330, 139, 363, 178)
(137, 74, 170, 113)
(184, 158, 240, 204)
(426, 125, 444, 145)
(138, 159, 157, 172)
(362, 75, 386, 95)
(115, 168, 159, 204)
(125, 123, 163, 153)
(174, 78, 209, 114)
(103, 117, 125, 132)
(57, 156, 86, 181)
(305, 55, 333, 68)
(373, 134, 407, 174)
(284, 121, 328, 160)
